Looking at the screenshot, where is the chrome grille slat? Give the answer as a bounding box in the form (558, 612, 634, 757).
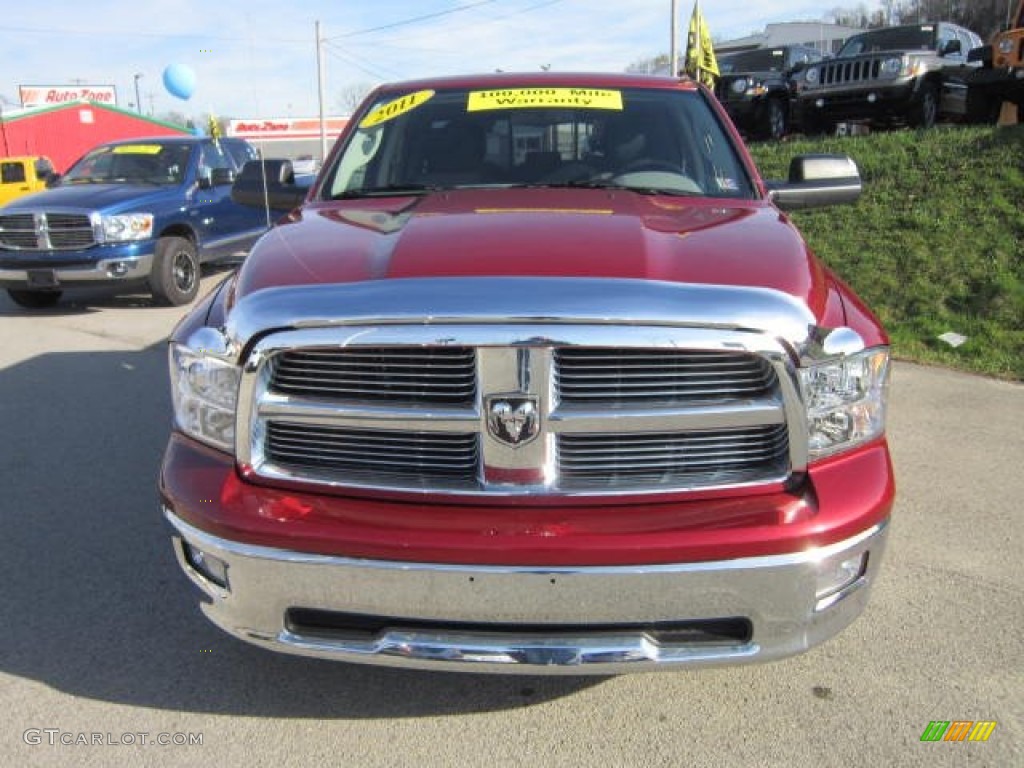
(267, 423, 479, 479)
(555, 348, 776, 404)
(557, 426, 789, 486)
(271, 347, 476, 405)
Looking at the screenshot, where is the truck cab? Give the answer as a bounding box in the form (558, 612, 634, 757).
(0, 156, 55, 207)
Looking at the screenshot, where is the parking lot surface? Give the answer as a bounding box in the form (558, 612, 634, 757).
(1, 276, 1020, 767)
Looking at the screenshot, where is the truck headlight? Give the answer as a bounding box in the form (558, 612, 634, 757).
(998, 38, 1014, 55)
(170, 342, 240, 453)
(731, 78, 749, 94)
(800, 348, 890, 459)
(100, 213, 153, 242)
(805, 67, 819, 85)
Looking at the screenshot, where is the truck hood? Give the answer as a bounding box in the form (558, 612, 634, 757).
(233, 188, 828, 316)
(3, 182, 177, 213)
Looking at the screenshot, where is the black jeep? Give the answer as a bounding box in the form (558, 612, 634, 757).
(715, 46, 822, 140)
(795, 23, 984, 132)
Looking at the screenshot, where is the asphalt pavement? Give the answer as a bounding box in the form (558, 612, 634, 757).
(0, 274, 1020, 767)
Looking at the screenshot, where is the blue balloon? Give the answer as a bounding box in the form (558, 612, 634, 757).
(162, 64, 196, 100)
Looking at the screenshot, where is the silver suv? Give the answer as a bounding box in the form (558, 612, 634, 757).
(795, 23, 984, 132)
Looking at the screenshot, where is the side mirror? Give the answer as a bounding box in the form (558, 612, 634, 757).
(941, 39, 962, 56)
(231, 159, 310, 212)
(45, 173, 61, 188)
(766, 154, 862, 211)
(967, 45, 990, 65)
(789, 61, 808, 76)
(211, 167, 235, 186)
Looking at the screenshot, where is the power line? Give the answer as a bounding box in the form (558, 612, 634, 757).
(0, 23, 307, 44)
(322, 41, 404, 80)
(327, 0, 505, 40)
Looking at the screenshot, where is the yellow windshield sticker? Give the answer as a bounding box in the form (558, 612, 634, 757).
(112, 144, 163, 154)
(359, 89, 435, 129)
(468, 88, 623, 112)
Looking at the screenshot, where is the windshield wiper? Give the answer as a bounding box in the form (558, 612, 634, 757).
(332, 184, 441, 199)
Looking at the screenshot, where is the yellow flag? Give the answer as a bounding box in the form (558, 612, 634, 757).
(685, 1, 719, 87)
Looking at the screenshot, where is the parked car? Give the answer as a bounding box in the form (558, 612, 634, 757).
(162, 72, 892, 673)
(0, 136, 283, 308)
(715, 45, 823, 139)
(966, 0, 1024, 122)
(0, 155, 56, 207)
(795, 22, 985, 132)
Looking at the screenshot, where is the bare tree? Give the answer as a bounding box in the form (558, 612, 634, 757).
(336, 82, 376, 115)
(625, 54, 672, 75)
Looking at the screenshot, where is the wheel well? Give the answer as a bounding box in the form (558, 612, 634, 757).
(157, 224, 197, 245)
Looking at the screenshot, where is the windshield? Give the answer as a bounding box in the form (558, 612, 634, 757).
(323, 86, 754, 200)
(62, 141, 193, 185)
(720, 49, 787, 73)
(838, 25, 937, 56)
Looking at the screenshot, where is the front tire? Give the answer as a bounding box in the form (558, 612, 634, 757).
(761, 97, 788, 140)
(6, 289, 62, 309)
(150, 236, 199, 306)
(909, 82, 938, 129)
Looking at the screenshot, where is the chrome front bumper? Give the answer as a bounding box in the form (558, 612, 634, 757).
(167, 509, 888, 674)
(0, 253, 154, 284)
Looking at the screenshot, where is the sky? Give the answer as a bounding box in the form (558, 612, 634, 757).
(0, 0, 883, 120)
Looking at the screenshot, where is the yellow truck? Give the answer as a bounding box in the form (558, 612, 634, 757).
(0, 156, 56, 207)
(968, 1, 1024, 122)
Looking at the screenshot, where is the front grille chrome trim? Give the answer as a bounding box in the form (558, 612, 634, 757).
(0, 209, 98, 251)
(237, 322, 804, 498)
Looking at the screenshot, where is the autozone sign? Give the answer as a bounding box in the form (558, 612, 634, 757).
(19, 85, 117, 108)
(227, 117, 350, 141)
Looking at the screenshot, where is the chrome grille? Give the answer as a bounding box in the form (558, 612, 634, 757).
(820, 57, 883, 86)
(243, 325, 798, 496)
(0, 212, 96, 251)
(266, 423, 479, 485)
(557, 425, 789, 489)
(555, 349, 775, 404)
(0, 214, 37, 249)
(271, 347, 476, 405)
(45, 213, 95, 249)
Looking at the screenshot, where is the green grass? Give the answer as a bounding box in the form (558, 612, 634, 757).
(748, 124, 1024, 381)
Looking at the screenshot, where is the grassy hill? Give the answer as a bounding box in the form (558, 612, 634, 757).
(748, 125, 1024, 381)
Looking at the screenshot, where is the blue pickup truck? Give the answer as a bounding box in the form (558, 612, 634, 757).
(0, 136, 279, 308)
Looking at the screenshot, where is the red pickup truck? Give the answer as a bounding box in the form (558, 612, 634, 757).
(160, 72, 893, 673)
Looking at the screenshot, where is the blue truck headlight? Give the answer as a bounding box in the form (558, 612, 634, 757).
(100, 213, 154, 242)
(170, 342, 240, 453)
(801, 347, 890, 459)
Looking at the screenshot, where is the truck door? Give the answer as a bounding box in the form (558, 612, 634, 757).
(0, 160, 31, 206)
(190, 142, 262, 259)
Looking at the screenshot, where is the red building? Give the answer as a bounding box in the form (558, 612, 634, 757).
(0, 101, 190, 173)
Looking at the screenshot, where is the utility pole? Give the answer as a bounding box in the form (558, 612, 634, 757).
(316, 20, 328, 163)
(670, 0, 679, 77)
(134, 73, 143, 115)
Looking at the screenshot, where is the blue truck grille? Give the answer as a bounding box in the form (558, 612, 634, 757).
(0, 212, 96, 251)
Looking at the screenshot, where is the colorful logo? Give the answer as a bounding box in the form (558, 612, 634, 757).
(920, 721, 997, 742)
